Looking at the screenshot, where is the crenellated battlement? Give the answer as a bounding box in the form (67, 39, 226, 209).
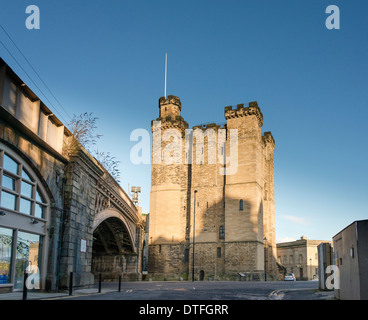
(224, 101, 263, 127)
(262, 131, 275, 147)
(159, 95, 182, 110)
(192, 122, 226, 131)
(151, 116, 189, 132)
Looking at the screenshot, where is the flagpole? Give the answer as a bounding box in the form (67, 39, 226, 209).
(164, 53, 167, 99)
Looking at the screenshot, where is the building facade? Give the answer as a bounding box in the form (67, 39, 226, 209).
(277, 236, 332, 280)
(333, 220, 368, 300)
(148, 95, 277, 280)
(0, 58, 144, 293)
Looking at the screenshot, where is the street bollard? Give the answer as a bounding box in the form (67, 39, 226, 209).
(98, 273, 102, 293)
(22, 270, 28, 300)
(69, 272, 73, 296)
(118, 275, 122, 292)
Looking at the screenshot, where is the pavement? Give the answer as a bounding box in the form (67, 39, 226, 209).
(0, 287, 119, 300)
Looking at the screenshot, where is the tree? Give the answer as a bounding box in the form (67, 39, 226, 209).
(65, 112, 121, 182)
(94, 150, 121, 183)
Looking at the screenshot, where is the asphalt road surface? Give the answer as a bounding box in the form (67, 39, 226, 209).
(58, 280, 333, 300)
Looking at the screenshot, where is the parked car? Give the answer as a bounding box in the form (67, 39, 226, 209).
(284, 273, 296, 281)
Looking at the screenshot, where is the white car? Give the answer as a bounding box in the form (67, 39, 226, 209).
(284, 273, 296, 281)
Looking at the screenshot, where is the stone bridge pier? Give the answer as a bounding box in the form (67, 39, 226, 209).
(58, 150, 145, 288)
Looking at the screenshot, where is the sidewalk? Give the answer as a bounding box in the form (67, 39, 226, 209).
(0, 287, 118, 300)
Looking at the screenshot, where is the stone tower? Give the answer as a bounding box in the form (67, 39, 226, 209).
(148, 95, 190, 279)
(224, 102, 276, 275)
(148, 97, 277, 280)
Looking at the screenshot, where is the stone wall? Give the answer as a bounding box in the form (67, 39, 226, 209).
(0, 113, 66, 290)
(58, 148, 103, 288)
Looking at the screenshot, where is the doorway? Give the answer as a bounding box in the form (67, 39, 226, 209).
(199, 270, 204, 281)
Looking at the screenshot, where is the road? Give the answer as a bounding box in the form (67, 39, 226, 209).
(57, 280, 333, 300)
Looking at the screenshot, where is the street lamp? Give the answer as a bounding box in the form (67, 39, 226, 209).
(192, 190, 198, 282)
(263, 237, 268, 281)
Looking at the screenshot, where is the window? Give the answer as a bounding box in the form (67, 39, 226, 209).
(299, 254, 303, 264)
(239, 199, 243, 211)
(0, 145, 49, 291)
(0, 150, 48, 219)
(184, 249, 189, 263)
(289, 255, 293, 263)
(219, 226, 225, 240)
(217, 247, 221, 258)
(14, 231, 42, 289)
(0, 227, 13, 285)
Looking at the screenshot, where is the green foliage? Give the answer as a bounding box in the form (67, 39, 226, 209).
(66, 113, 121, 183)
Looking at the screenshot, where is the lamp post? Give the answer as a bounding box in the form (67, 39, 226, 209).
(263, 237, 268, 281)
(192, 190, 198, 282)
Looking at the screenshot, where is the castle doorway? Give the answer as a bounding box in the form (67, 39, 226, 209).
(199, 270, 204, 281)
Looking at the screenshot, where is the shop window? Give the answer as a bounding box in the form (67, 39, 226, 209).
(0, 227, 13, 285)
(14, 231, 42, 289)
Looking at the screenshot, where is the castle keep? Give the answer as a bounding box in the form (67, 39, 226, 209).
(148, 95, 277, 280)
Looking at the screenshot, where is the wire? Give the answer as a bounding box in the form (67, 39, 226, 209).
(0, 37, 68, 124)
(0, 24, 72, 123)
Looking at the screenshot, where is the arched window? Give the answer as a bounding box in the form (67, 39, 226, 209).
(0, 143, 50, 290)
(239, 199, 243, 211)
(219, 226, 225, 240)
(0, 152, 48, 218)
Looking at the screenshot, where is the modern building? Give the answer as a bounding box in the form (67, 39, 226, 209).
(148, 95, 277, 281)
(277, 236, 332, 280)
(333, 220, 368, 300)
(0, 58, 145, 293)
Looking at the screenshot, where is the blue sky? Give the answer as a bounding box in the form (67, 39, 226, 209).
(1, 0, 367, 242)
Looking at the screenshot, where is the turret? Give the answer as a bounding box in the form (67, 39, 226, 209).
(159, 95, 181, 119)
